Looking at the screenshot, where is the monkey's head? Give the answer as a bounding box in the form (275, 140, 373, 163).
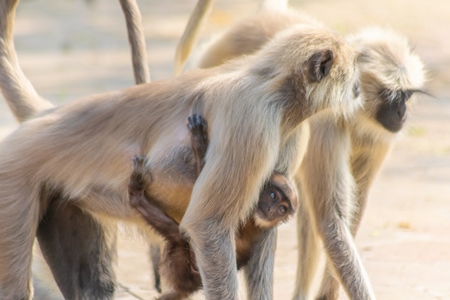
(254, 173, 298, 229)
(349, 27, 426, 135)
(250, 24, 362, 121)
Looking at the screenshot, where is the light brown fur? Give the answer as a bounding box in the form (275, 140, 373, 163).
(118, 0, 150, 84)
(193, 9, 425, 300)
(0, 0, 53, 122)
(0, 4, 360, 299)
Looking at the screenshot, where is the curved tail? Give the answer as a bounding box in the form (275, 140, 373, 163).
(174, 0, 216, 76)
(119, 0, 151, 84)
(0, 0, 54, 123)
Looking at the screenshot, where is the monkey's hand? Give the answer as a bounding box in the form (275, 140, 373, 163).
(187, 114, 208, 139)
(129, 155, 150, 194)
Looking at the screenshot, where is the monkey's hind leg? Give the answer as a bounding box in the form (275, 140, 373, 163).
(128, 156, 181, 240)
(0, 185, 41, 300)
(128, 156, 201, 298)
(293, 200, 321, 300)
(149, 243, 162, 293)
(37, 202, 116, 300)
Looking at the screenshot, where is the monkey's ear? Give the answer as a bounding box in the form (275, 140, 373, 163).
(306, 50, 334, 83)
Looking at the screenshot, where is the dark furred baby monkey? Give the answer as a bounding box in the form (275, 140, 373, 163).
(128, 114, 297, 300)
(129, 156, 201, 300)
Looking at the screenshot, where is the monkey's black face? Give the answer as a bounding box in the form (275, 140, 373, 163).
(255, 186, 294, 228)
(375, 89, 413, 132)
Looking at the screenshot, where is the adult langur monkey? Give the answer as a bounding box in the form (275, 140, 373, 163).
(0, 0, 154, 298)
(0, 1, 361, 300)
(191, 8, 426, 300)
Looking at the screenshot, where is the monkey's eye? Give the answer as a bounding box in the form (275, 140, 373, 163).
(269, 191, 276, 199)
(399, 90, 414, 102)
(278, 205, 287, 215)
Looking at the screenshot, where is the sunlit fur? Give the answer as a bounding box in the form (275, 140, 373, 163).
(192, 9, 425, 300)
(0, 2, 359, 298)
(173, 0, 215, 75)
(348, 27, 425, 140)
(298, 27, 425, 300)
(0, 0, 54, 122)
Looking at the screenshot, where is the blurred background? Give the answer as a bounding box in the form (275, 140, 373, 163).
(1, 0, 449, 299)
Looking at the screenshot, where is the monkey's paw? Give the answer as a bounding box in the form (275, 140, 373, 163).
(132, 155, 146, 169)
(187, 114, 208, 137)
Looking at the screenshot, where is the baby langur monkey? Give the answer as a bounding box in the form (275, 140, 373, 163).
(128, 114, 297, 300)
(128, 155, 201, 300)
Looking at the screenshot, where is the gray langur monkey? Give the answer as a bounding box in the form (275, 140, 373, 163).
(296, 28, 425, 300)
(1, 0, 151, 298)
(193, 8, 426, 300)
(0, 2, 361, 300)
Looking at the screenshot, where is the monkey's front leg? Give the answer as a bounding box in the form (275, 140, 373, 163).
(243, 227, 277, 300)
(182, 217, 238, 299)
(301, 138, 375, 300)
(316, 139, 391, 300)
(350, 140, 391, 236)
(293, 193, 321, 300)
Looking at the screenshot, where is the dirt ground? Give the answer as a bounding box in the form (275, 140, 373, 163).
(1, 0, 450, 299)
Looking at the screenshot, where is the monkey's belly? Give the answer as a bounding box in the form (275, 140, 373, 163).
(147, 178, 193, 224)
(146, 146, 198, 223)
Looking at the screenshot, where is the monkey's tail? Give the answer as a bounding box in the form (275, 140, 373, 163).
(119, 0, 151, 85)
(174, 0, 216, 76)
(173, 0, 291, 75)
(0, 0, 54, 123)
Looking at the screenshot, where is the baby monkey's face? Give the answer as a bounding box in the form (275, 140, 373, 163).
(254, 173, 298, 229)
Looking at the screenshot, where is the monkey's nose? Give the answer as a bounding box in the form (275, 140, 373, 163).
(397, 104, 406, 119)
